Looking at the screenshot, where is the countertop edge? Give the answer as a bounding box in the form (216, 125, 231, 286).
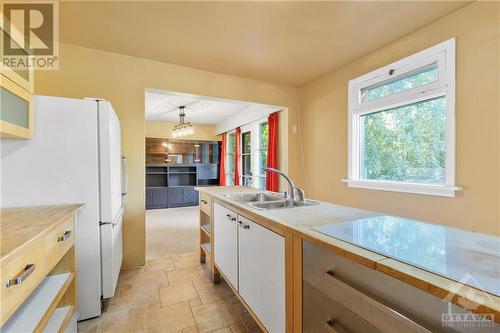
(0, 203, 84, 260)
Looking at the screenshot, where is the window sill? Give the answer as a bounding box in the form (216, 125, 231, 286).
(342, 179, 463, 197)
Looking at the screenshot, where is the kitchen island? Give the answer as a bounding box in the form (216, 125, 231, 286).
(196, 186, 499, 333)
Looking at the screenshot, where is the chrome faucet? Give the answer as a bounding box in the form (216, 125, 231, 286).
(264, 167, 305, 201)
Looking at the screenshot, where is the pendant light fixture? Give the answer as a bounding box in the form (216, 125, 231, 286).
(172, 105, 194, 138)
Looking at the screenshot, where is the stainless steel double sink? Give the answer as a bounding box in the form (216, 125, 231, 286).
(223, 192, 319, 210)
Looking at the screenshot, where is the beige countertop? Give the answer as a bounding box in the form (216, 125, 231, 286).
(0, 204, 83, 259)
(196, 185, 500, 319)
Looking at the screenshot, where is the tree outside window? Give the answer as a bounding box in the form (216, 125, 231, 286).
(258, 122, 269, 190)
(226, 132, 236, 185)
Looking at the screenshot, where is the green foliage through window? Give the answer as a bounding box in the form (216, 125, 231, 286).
(259, 122, 269, 177)
(362, 64, 438, 102)
(360, 96, 446, 184)
(226, 133, 236, 174)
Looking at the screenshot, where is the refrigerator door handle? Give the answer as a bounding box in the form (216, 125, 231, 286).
(121, 155, 128, 197)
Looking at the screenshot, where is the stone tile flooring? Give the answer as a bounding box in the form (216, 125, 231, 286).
(77, 252, 262, 333)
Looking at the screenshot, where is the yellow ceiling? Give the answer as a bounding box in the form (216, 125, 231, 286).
(59, 1, 471, 87)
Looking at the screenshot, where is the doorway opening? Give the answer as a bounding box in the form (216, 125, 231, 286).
(144, 88, 282, 260)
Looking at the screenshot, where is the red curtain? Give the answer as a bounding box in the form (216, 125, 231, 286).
(219, 133, 227, 186)
(234, 127, 241, 185)
(266, 112, 279, 192)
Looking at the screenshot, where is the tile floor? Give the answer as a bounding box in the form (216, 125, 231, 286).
(78, 252, 262, 333)
(78, 207, 262, 333)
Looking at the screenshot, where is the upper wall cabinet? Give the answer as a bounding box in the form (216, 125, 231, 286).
(1, 24, 35, 139)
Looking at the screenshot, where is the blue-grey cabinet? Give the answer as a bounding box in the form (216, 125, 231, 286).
(183, 187, 198, 205)
(146, 187, 168, 209)
(167, 187, 185, 207)
(167, 186, 198, 208)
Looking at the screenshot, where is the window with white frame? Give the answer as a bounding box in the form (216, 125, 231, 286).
(241, 130, 252, 186)
(346, 38, 461, 197)
(227, 118, 268, 189)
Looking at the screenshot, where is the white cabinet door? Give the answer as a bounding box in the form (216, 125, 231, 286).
(213, 203, 239, 290)
(238, 215, 285, 333)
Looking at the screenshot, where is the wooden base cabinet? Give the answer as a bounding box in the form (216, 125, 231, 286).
(213, 203, 285, 333)
(1, 205, 80, 332)
(238, 215, 285, 333)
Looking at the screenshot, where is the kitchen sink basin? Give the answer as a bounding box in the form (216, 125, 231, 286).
(224, 191, 319, 210)
(223, 192, 285, 203)
(250, 199, 319, 210)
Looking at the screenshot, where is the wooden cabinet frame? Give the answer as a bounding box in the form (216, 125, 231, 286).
(1, 21, 35, 139)
(1, 17, 34, 93)
(201, 197, 302, 333)
(0, 75, 34, 139)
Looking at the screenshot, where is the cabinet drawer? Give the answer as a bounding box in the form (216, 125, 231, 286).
(45, 217, 75, 270)
(304, 240, 437, 333)
(1, 238, 45, 325)
(303, 280, 378, 333)
(199, 192, 212, 215)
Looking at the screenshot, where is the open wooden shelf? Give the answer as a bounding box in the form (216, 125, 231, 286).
(201, 242, 211, 255)
(201, 224, 211, 237)
(42, 305, 74, 333)
(1, 273, 73, 333)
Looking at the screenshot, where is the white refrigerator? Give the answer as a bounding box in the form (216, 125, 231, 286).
(1, 95, 127, 320)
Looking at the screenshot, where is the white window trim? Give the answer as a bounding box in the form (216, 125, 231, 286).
(240, 126, 253, 186)
(346, 38, 462, 197)
(239, 117, 268, 189)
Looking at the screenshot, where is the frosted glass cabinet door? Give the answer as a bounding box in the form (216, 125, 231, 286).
(238, 215, 285, 333)
(0, 76, 33, 139)
(213, 203, 239, 290)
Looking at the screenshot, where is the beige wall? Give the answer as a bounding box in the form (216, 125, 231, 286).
(34, 43, 300, 268)
(145, 120, 220, 141)
(299, 2, 500, 235)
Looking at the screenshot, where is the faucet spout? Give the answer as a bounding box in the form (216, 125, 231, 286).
(264, 167, 302, 200)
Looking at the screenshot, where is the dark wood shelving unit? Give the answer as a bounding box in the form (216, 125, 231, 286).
(145, 137, 221, 209)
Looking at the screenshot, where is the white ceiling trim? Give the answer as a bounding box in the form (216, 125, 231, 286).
(216, 106, 281, 134)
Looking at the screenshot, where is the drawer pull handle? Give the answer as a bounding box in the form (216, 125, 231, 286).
(201, 200, 208, 204)
(57, 230, 72, 242)
(325, 271, 431, 332)
(6, 264, 36, 288)
(226, 214, 236, 221)
(325, 319, 345, 333)
(238, 221, 250, 229)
